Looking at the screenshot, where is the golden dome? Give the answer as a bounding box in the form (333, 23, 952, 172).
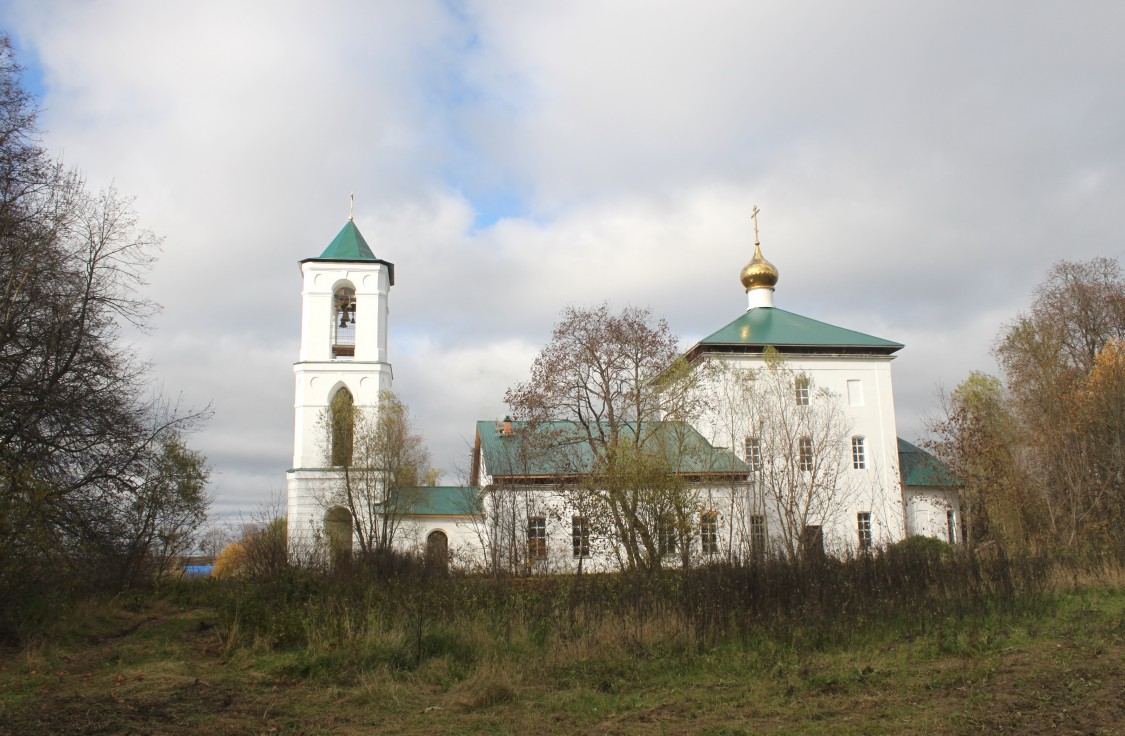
(740, 242, 779, 291)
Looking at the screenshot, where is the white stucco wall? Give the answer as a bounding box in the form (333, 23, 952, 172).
(692, 351, 906, 553)
(904, 487, 961, 544)
(288, 257, 393, 554)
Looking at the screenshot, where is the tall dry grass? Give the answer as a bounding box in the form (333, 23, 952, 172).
(208, 536, 1061, 684)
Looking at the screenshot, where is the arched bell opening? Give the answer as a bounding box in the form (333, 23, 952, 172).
(329, 387, 354, 467)
(324, 506, 353, 558)
(331, 285, 357, 359)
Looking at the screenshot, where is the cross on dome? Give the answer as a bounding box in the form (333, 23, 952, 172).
(739, 205, 779, 298)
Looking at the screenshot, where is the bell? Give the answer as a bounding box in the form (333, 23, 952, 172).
(338, 308, 349, 329)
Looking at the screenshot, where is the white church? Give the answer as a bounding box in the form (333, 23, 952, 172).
(286, 213, 958, 569)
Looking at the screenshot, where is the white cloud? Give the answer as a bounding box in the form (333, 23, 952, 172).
(3, 0, 1124, 520)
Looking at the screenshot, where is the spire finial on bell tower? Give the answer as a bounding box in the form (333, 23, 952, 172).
(349, 192, 355, 221)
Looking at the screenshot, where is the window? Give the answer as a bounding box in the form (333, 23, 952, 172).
(572, 516, 590, 558)
(750, 514, 767, 556)
(744, 436, 762, 472)
(857, 512, 872, 551)
(795, 376, 810, 406)
(658, 518, 678, 557)
(946, 510, 956, 545)
(331, 286, 357, 359)
(329, 388, 354, 466)
(852, 436, 866, 470)
(527, 516, 547, 561)
(701, 511, 719, 556)
(798, 436, 813, 472)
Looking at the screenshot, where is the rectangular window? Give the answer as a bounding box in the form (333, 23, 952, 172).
(946, 510, 956, 545)
(572, 516, 590, 558)
(658, 518, 678, 557)
(798, 436, 813, 472)
(527, 516, 547, 561)
(795, 376, 810, 406)
(701, 511, 719, 556)
(852, 436, 866, 470)
(744, 436, 762, 472)
(857, 512, 872, 551)
(750, 514, 767, 556)
(847, 379, 864, 406)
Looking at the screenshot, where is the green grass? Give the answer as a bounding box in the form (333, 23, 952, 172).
(0, 579, 1121, 735)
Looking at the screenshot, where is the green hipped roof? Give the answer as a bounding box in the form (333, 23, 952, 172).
(476, 420, 749, 479)
(692, 307, 903, 354)
(897, 438, 956, 488)
(315, 220, 378, 261)
(388, 486, 483, 516)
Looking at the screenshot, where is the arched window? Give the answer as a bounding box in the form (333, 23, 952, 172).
(330, 388, 354, 466)
(331, 286, 357, 359)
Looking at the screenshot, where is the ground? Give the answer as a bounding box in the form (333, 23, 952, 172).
(0, 587, 1121, 735)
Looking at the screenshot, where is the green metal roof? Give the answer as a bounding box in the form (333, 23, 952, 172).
(476, 420, 749, 479)
(897, 438, 956, 488)
(691, 307, 903, 354)
(301, 219, 395, 284)
(393, 486, 482, 516)
(315, 220, 379, 261)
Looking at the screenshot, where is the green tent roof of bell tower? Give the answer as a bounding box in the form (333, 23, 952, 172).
(315, 220, 378, 261)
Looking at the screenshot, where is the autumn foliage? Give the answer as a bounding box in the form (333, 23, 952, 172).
(929, 258, 1125, 555)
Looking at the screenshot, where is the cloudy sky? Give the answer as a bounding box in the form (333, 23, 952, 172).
(2, 1, 1122, 521)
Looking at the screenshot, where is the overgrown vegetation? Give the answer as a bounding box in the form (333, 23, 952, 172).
(2, 548, 1121, 734)
(214, 540, 1057, 669)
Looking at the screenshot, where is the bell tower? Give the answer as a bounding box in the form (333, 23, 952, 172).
(286, 215, 394, 551)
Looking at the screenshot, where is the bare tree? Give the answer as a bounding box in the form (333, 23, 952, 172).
(504, 303, 723, 574)
(319, 390, 436, 557)
(700, 350, 858, 559)
(0, 36, 210, 623)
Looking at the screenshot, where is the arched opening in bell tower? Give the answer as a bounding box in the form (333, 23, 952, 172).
(329, 387, 354, 466)
(331, 284, 357, 359)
